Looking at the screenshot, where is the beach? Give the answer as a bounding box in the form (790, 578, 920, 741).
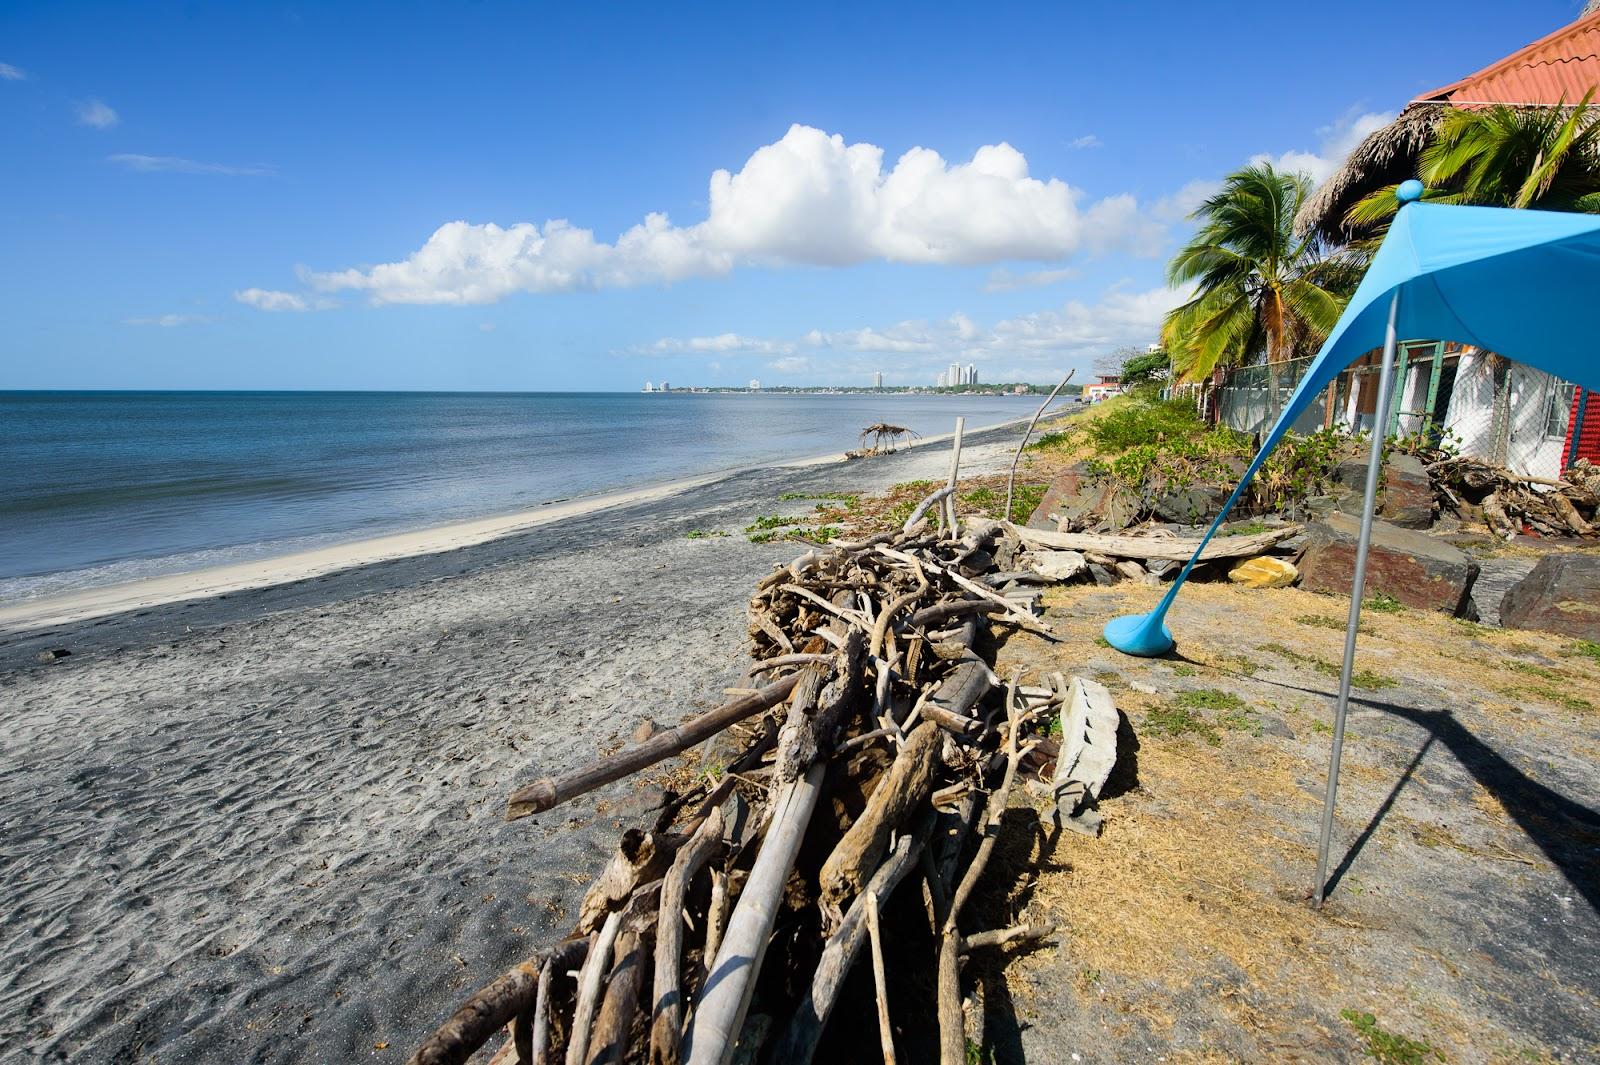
(1, 419, 1029, 1063)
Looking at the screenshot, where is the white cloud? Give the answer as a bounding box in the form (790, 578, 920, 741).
(1070, 134, 1102, 149)
(234, 288, 314, 312)
(124, 313, 211, 327)
(0, 62, 26, 81)
(1253, 109, 1394, 186)
(1152, 179, 1221, 224)
(639, 284, 1186, 381)
(479, 322, 496, 333)
(109, 153, 275, 176)
(76, 98, 118, 129)
(302, 124, 1167, 306)
(637, 333, 797, 357)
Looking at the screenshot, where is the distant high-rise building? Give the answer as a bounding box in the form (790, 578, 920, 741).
(643, 381, 655, 392)
(966, 364, 978, 385)
(936, 371, 947, 388)
(948, 362, 961, 389)
(661, 381, 670, 392)
(749, 379, 761, 391)
(873, 371, 884, 389)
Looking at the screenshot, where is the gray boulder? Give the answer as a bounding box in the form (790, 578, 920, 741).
(1500, 553, 1600, 639)
(1299, 511, 1479, 615)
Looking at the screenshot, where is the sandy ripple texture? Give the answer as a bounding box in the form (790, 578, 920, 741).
(0, 431, 1018, 1063)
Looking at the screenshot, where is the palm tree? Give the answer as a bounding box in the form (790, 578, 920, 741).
(1163, 162, 1348, 421)
(1346, 90, 1600, 231)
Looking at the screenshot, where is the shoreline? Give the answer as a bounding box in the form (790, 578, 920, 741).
(0, 410, 1048, 634)
(0, 412, 1040, 1063)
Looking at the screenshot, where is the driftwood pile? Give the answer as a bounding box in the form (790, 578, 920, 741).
(1429, 454, 1600, 540)
(408, 497, 1113, 1065)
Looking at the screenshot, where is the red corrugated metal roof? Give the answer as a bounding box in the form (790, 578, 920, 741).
(1416, 10, 1600, 106)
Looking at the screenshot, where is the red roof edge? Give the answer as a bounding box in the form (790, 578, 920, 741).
(1414, 9, 1600, 105)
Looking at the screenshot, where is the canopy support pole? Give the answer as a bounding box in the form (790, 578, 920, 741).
(1313, 289, 1400, 908)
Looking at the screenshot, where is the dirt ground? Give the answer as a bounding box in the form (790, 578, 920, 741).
(978, 579, 1600, 1064)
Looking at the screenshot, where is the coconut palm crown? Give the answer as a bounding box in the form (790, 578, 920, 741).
(1162, 163, 1350, 409)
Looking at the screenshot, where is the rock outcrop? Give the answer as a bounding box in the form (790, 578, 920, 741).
(1298, 512, 1479, 615)
(1499, 552, 1600, 639)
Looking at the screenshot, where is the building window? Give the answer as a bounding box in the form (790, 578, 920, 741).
(1547, 382, 1578, 438)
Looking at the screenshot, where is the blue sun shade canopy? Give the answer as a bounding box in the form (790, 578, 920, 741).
(1105, 200, 1600, 657)
(1262, 200, 1600, 462)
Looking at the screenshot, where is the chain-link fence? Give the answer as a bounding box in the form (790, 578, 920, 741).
(1215, 355, 1325, 438)
(1214, 343, 1588, 480)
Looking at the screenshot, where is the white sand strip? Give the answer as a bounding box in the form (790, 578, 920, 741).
(0, 411, 1050, 633)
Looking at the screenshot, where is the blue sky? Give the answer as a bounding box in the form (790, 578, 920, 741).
(1, 1, 1588, 391)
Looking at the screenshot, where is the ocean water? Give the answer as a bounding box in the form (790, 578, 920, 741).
(0, 391, 1041, 602)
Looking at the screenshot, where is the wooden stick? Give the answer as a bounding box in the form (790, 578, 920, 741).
(906, 599, 1004, 629)
(1006, 522, 1302, 562)
(701, 868, 729, 982)
(1005, 370, 1075, 521)
(649, 808, 725, 1065)
(683, 762, 827, 1065)
(901, 486, 954, 535)
(507, 673, 804, 819)
(870, 558, 928, 659)
(960, 922, 1057, 952)
(566, 913, 624, 1065)
(747, 653, 832, 674)
(530, 958, 554, 1065)
(943, 416, 966, 538)
(938, 682, 1025, 1065)
(408, 940, 588, 1065)
(866, 893, 898, 1065)
(876, 546, 1055, 639)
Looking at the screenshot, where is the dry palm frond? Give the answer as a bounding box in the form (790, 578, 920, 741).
(859, 423, 920, 454)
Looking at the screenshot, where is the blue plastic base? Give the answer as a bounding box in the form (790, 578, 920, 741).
(1103, 612, 1175, 657)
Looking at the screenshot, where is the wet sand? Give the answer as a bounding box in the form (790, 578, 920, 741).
(0, 423, 1025, 1063)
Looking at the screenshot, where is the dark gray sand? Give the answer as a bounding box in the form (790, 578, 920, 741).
(0, 426, 1022, 1064)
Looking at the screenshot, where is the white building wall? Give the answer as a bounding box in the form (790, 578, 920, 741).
(1442, 353, 1570, 479)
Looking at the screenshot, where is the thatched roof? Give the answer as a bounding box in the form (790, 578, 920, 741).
(1292, 104, 1444, 243)
(1294, 7, 1600, 243)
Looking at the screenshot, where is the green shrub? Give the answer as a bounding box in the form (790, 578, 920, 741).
(744, 514, 807, 532)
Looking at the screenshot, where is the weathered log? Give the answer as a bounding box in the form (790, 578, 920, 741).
(682, 762, 827, 1065)
(701, 868, 729, 982)
(507, 673, 804, 819)
(920, 652, 993, 733)
(771, 816, 932, 1064)
(408, 939, 588, 1065)
(906, 598, 1005, 629)
(817, 722, 942, 927)
(649, 808, 725, 1065)
(578, 830, 676, 934)
(566, 915, 621, 1065)
(587, 929, 645, 1065)
(530, 958, 554, 1065)
(1007, 521, 1302, 562)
